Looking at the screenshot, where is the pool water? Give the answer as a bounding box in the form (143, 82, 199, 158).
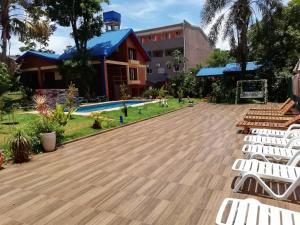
(75, 100, 148, 113)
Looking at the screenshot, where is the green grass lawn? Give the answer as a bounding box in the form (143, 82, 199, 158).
(0, 98, 201, 158)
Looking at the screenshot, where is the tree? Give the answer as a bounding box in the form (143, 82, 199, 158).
(0, 0, 54, 60)
(201, 0, 282, 77)
(166, 49, 187, 74)
(42, 0, 109, 97)
(249, 0, 300, 101)
(206, 49, 234, 67)
(0, 62, 12, 95)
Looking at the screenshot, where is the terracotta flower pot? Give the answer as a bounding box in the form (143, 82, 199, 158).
(41, 132, 56, 152)
(0, 152, 4, 168)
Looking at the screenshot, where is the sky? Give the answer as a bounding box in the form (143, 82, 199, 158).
(9, 0, 289, 55)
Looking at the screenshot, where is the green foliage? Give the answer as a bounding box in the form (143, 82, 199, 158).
(210, 81, 222, 103)
(189, 64, 203, 75)
(249, 0, 300, 101)
(206, 49, 234, 67)
(201, 0, 282, 76)
(120, 83, 130, 100)
(177, 88, 184, 103)
(90, 112, 113, 129)
(51, 104, 74, 126)
(7, 127, 31, 163)
(1, 0, 54, 59)
(43, 0, 109, 97)
(271, 69, 293, 102)
(183, 72, 197, 97)
(44, 0, 109, 54)
(143, 88, 159, 99)
(166, 50, 187, 74)
(65, 82, 78, 109)
(0, 63, 12, 96)
(158, 86, 168, 99)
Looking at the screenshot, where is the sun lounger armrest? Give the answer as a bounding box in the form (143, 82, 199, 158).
(216, 198, 231, 225)
(232, 159, 242, 170)
(287, 151, 300, 166)
(287, 124, 300, 131)
(286, 137, 300, 148)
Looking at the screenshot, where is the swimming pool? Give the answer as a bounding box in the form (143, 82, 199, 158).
(75, 100, 150, 113)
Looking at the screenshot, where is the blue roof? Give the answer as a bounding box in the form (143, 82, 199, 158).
(197, 61, 262, 77)
(224, 62, 262, 73)
(197, 67, 225, 77)
(17, 50, 60, 63)
(60, 28, 147, 60)
(17, 29, 149, 62)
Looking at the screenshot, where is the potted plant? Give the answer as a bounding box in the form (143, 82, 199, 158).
(33, 95, 62, 152)
(37, 120, 57, 152)
(0, 150, 4, 168)
(7, 128, 31, 163)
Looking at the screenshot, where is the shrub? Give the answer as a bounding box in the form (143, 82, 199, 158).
(7, 128, 31, 163)
(158, 86, 168, 98)
(51, 104, 74, 126)
(90, 112, 113, 129)
(210, 81, 222, 103)
(143, 88, 159, 99)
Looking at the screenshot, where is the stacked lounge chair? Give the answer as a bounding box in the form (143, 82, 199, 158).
(237, 100, 299, 133)
(249, 98, 291, 111)
(246, 99, 295, 116)
(215, 102, 300, 224)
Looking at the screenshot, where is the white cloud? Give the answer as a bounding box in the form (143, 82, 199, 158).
(48, 33, 74, 54)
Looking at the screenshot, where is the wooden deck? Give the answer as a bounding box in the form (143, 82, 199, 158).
(0, 103, 299, 225)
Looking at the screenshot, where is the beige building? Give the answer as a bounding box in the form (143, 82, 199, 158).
(136, 21, 212, 84)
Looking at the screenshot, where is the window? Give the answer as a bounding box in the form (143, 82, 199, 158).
(176, 31, 182, 37)
(165, 33, 171, 39)
(128, 48, 137, 60)
(147, 66, 152, 74)
(129, 68, 138, 80)
(157, 67, 165, 74)
(165, 48, 184, 56)
(153, 50, 164, 57)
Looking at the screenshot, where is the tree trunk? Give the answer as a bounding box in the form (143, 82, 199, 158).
(0, 1, 9, 61)
(240, 25, 248, 79)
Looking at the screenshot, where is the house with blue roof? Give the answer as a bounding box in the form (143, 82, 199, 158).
(17, 11, 150, 100)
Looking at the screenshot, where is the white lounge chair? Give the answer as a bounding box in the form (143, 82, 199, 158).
(251, 124, 300, 138)
(216, 198, 300, 225)
(244, 135, 300, 148)
(242, 144, 300, 165)
(232, 159, 300, 200)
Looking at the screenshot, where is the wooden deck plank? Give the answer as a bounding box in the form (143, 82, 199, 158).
(0, 103, 299, 225)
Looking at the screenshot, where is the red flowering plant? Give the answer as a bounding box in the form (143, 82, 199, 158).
(32, 95, 51, 119)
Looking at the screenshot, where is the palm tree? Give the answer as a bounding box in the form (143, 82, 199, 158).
(201, 0, 282, 77)
(0, 0, 53, 60)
